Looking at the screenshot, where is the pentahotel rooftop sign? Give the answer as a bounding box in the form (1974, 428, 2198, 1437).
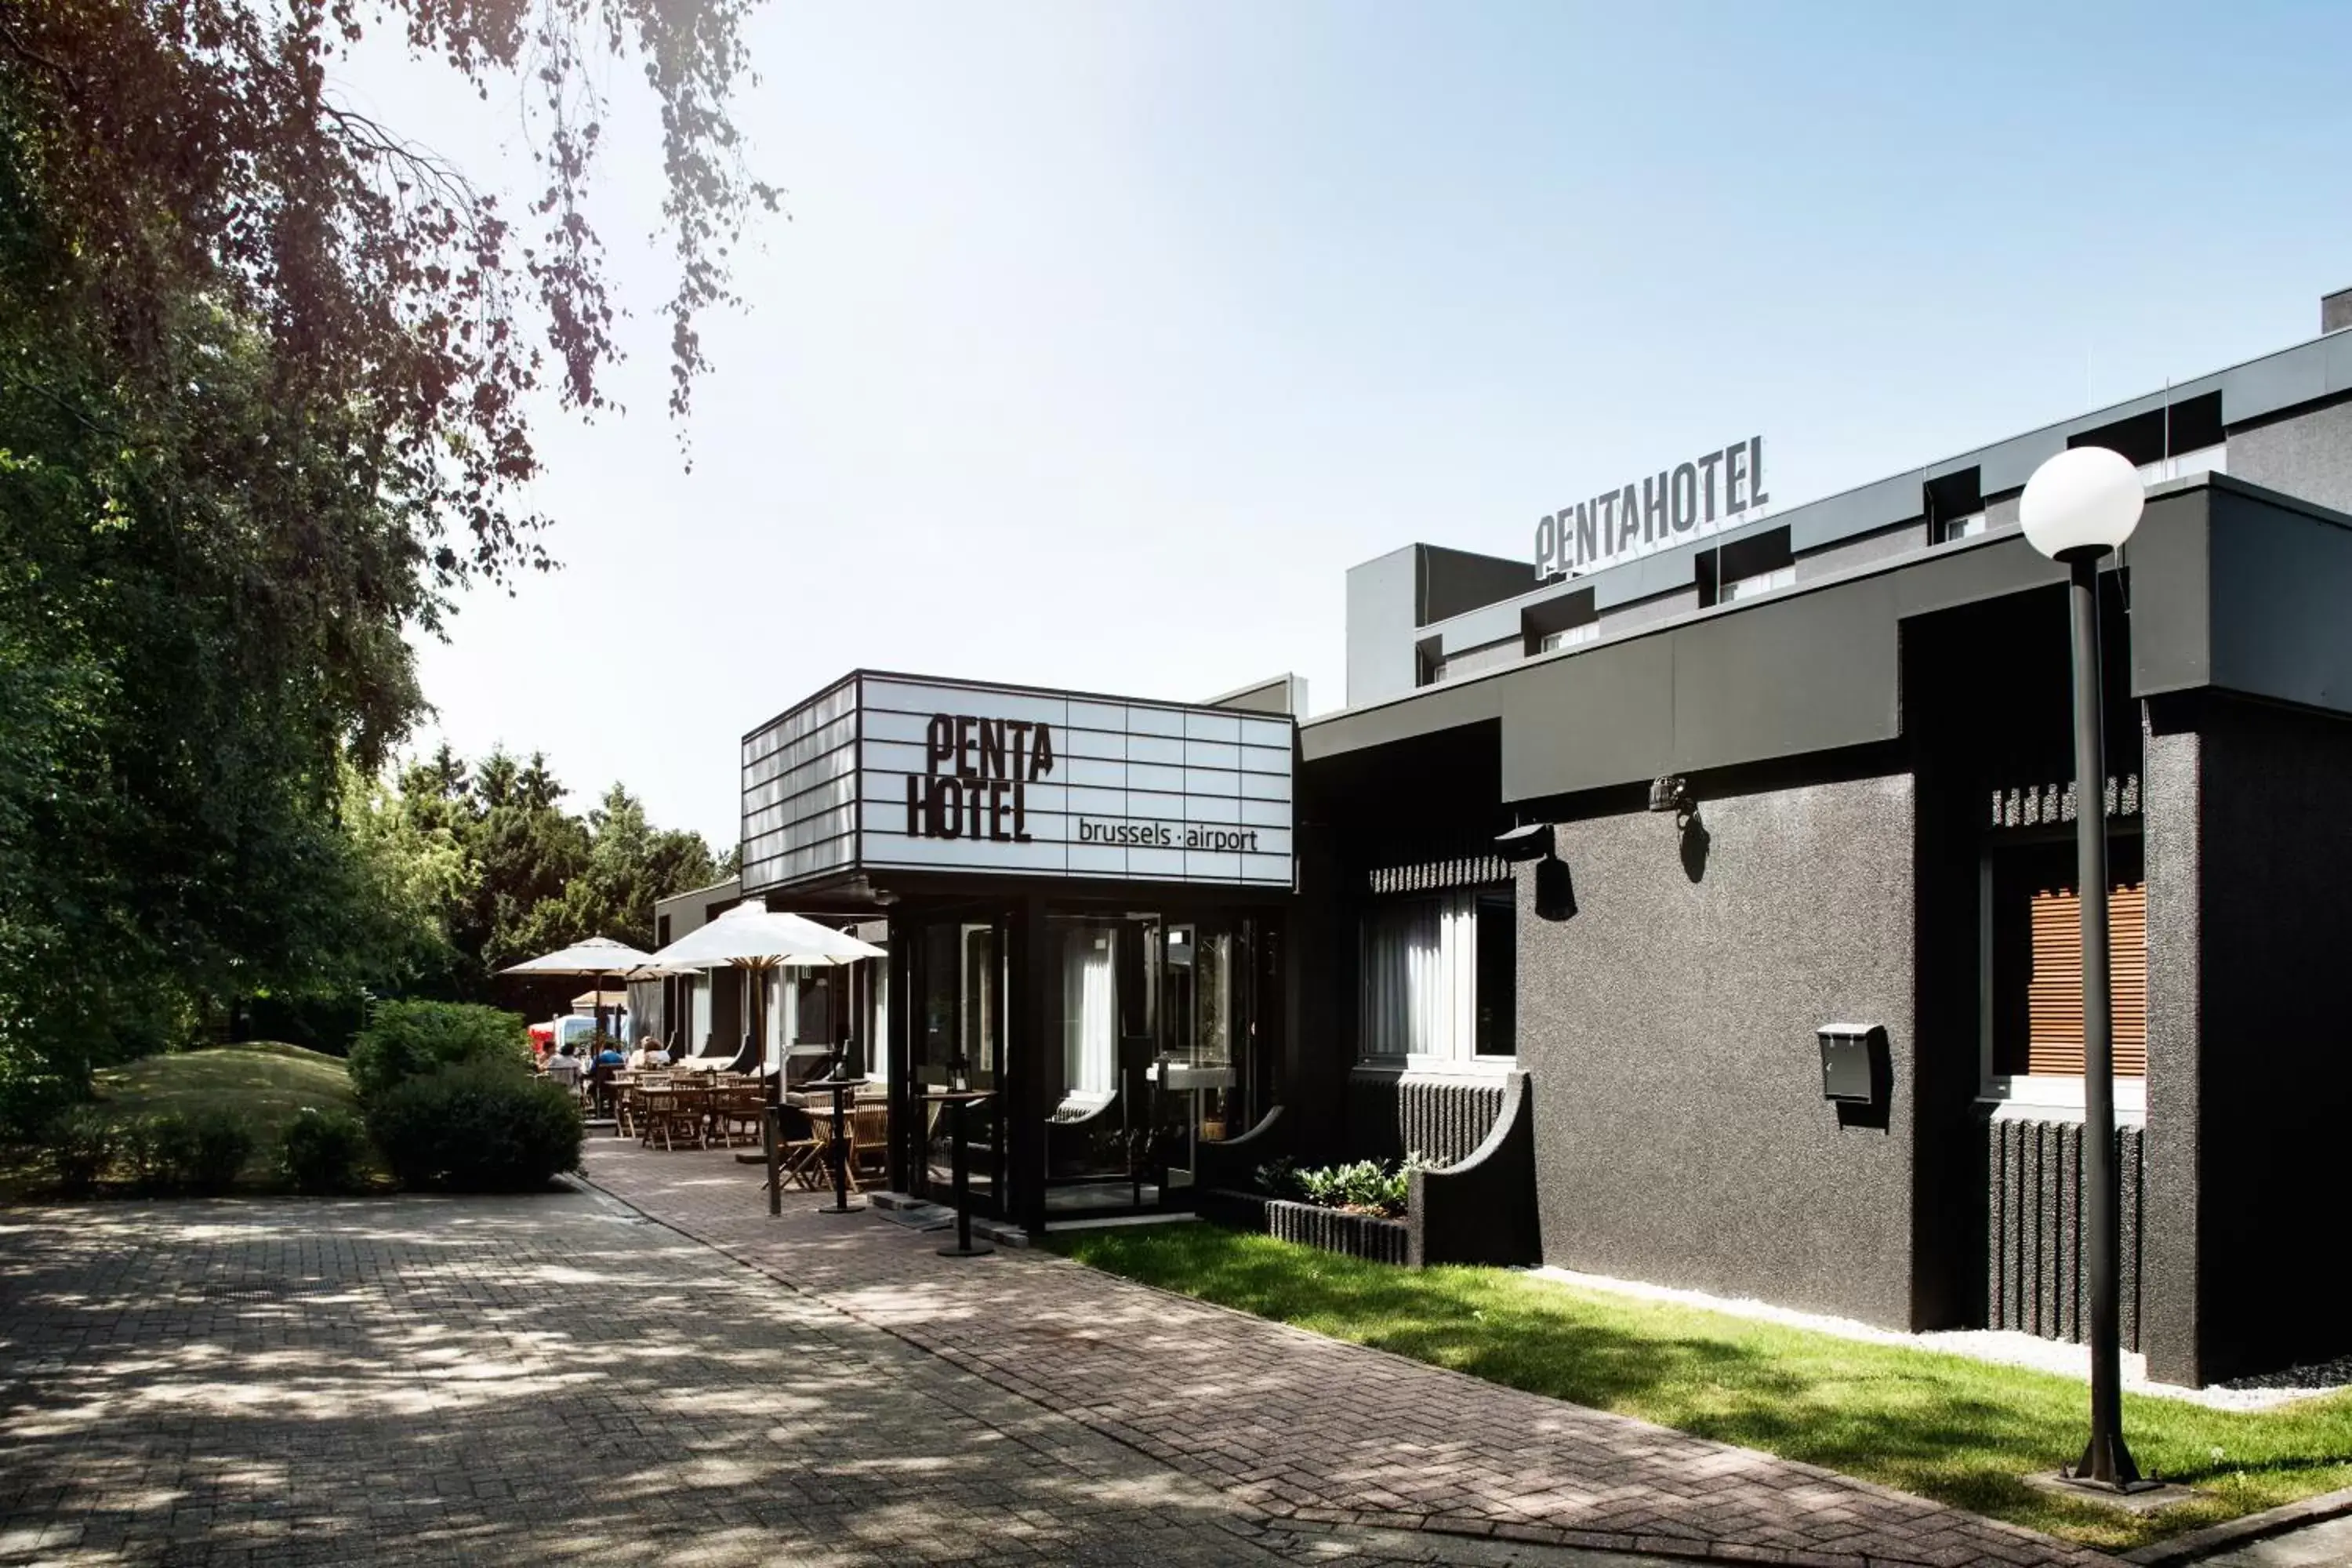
(1534, 435, 1770, 581)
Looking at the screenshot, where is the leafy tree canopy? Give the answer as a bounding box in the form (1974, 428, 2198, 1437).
(0, 0, 771, 1117)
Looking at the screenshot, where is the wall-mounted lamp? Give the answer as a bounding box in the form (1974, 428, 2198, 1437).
(1534, 855, 1577, 921)
(1496, 822, 1577, 921)
(1494, 822, 1555, 862)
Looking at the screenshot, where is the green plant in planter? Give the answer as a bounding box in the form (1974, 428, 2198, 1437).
(1265, 1152, 1441, 1219)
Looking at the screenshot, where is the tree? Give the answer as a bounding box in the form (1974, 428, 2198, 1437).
(0, 0, 775, 1112)
(383, 748, 720, 1001)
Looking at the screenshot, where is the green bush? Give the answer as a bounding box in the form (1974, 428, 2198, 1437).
(348, 1001, 531, 1104)
(130, 1109, 254, 1193)
(367, 1064, 583, 1192)
(178, 1109, 255, 1193)
(278, 1106, 372, 1194)
(46, 1106, 117, 1197)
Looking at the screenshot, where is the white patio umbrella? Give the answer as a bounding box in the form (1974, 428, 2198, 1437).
(499, 936, 669, 1042)
(646, 900, 883, 1080)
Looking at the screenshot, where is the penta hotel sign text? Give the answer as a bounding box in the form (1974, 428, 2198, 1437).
(1534, 435, 1770, 580)
(739, 673, 1294, 894)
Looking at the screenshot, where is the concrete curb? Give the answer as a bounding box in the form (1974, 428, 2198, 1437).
(2122, 1483, 2352, 1564)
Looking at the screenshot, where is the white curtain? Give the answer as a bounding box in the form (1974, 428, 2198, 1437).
(1359, 894, 1478, 1062)
(690, 975, 712, 1055)
(1061, 928, 1116, 1107)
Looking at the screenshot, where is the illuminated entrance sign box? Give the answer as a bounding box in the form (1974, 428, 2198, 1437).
(741, 672, 1296, 895)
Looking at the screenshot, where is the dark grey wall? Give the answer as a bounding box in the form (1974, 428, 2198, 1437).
(2180, 695, 2352, 1381)
(2230, 399, 2352, 517)
(1522, 771, 1920, 1328)
(1985, 1118, 2146, 1352)
(1345, 1071, 1508, 1165)
(1421, 544, 1540, 626)
(2140, 719, 2204, 1385)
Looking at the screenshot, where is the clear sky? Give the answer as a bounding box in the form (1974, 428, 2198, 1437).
(348, 1, 2352, 848)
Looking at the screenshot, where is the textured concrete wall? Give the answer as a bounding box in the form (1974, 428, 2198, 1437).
(2229, 399, 2352, 517)
(1795, 522, 1920, 583)
(1524, 772, 1919, 1327)
(2139, 719, 2203, 1385)
(2185, 696, 2352, 1381)
(1985, 1118, 2144, 1352)
(1345, 1071, 1508, 1165)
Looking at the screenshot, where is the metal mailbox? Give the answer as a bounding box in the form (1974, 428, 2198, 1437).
(1816, 1023, 1881, 1105)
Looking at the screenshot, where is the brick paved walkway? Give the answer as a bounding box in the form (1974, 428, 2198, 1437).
(0, 1196, 1653, 1567)
(581, 1141, 2126, 1568)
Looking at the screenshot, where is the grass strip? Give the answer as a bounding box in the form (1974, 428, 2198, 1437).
(1049, 1222, 2352, 1551)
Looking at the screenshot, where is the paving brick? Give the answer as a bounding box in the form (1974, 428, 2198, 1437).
(580, 1140, 2129, 1568)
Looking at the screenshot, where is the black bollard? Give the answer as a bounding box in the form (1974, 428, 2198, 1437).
(814, 1073, 866, 1215)
(935, 1094, 993, 1258)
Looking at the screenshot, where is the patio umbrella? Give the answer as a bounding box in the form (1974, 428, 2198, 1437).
(499, 936, 665, 1043)
(648, 900, 884, 1212)
(647, 900, 884, 1080)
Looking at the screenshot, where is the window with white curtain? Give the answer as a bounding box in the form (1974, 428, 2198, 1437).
(1058, 926, 1118, 1112)
(1359, 891, 1494, 1065)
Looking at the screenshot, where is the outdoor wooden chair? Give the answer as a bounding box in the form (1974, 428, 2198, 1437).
(668, 1080, 713, 1149)
(775, 1105, 827, 1189)
(851, 1102, 889, 1182)
(714, 1083, 764, 1149)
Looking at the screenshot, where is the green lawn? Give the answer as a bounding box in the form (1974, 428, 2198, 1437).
(90, 1041, 365, 1187)
(1048, 1223, 2352, 1552)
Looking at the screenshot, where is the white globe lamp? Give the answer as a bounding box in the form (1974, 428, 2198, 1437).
(2020, 445, 2144, 561)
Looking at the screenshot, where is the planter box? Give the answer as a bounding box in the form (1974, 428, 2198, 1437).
(1200, 1188, 1409, 1265)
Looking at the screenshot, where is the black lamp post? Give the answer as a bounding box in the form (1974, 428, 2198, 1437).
(2020, 445, 2147, 1491)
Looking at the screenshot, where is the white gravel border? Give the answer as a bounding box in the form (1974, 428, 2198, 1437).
(1525, 1265, 2346, 1411)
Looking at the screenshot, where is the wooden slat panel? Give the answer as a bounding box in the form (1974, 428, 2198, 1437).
(2027, 882, 2147, 1076)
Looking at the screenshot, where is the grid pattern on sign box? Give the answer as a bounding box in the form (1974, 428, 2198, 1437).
(855, 675, 1294, 887)
(739, 673, 1296, 895)
(739, 675, 860, 894)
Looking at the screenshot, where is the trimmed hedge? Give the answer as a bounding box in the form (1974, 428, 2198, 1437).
(278, 1107, 372, 1194)
(366, 1064, 583, 1192)
(348, 1001, 532, 1103)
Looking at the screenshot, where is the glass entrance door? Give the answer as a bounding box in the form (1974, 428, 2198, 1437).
(913, 915, 1006, 1214)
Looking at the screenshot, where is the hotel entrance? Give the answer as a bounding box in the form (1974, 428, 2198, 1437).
(890, 898, 1284, 1230)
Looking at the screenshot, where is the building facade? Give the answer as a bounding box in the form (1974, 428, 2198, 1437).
(1298, 289, 2352, 1387)
(715, 289, 2352, 1388)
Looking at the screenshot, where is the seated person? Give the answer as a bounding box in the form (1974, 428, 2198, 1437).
(545, 1043, 583, 1087)
(593, 1038, 626, 1071)
(626, 1034, 670, 1070)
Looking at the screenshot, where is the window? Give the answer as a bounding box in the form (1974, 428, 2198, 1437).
(2022, 882, 2147, 1076)
(1523, 586, 1598, 655)
(2070, 390, 2228, 485)
(1359, 888, 1514, 1065)
(1702, 526, 1793, 607)
(1983, 839, 2148, 1118)
(1540, 622, 1599, 652)
(1721, 564, 1794, 601)
(1474, 891, 1515, 1055)
(1925, 466, 1985, 545)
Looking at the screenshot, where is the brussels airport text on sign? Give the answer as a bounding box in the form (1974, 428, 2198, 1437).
(739, 674, 1294, 894)
(1534, 435, 1770, 579)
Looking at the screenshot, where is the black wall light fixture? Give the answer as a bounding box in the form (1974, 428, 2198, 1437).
(1496, 822, 1577, 921)
(1648, 774, 1694, 822)
(1494, 822, 1555, 862)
